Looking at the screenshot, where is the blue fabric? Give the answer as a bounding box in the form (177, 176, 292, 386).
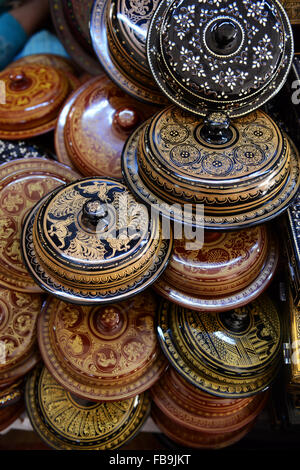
(0, 12, 27, 70)
(15, 30, 69, 60)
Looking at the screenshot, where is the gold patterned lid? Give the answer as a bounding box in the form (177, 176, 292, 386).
(22, 177, 172, 304)
(37, 291, 167, 401)
(0, 288, 43, 384)
(157, 295, 282, 397)
(60, 75, 158, 179)
(25, 365, 151, 450)
(122, 106, 300, 229)
(154, 225, 279, 311)
(0, 65, 70, 139)
(0, 158, 80, 293)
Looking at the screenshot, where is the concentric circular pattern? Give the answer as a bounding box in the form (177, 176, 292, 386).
(157, 295, 282, 398)
(154, 225, 279, 311)
(122, 113, 300, 230)
(0, 158, 80, 293)
(90, 0, 168, 105)
(22, 178, 172, 304)
(25, 365, 150, 450)
(37, 291, 168, 401)
(0, 288, 43, 385)
(147, 0, 293, 117)
(0, 65, 72, 140)
(150, 368, 268, 442)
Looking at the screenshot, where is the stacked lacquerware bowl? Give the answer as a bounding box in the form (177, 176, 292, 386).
(0, 0, 298, 450)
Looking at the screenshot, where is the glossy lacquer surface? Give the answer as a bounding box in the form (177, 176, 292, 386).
(154, 226, 278, 311)
(37, 290, 167, 401)
(25, 365, 151, 450)
(147, 0, 294, 117)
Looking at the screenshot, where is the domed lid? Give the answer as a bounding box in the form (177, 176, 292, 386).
(90, 0, 168, 105)
(50, 0, 102, 75)
(25, 365, 150, 450)
(151, 368, 268, 433)
(157, 295, 282, 397)
(0, 158, 80, 293)
(57, 75, 157, 179)
(0, 288, 42, 384)
(155, 225, 278, 311)
(23, 177, 172, 304)
(37, 291, 167, 401)
(147, 0, 293, 117)
(0, 65, 71, 139)
(122, 106, 300, 229)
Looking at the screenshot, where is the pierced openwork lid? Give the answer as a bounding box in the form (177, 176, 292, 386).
(37, 291, 167, 401)
(0, 158, 79, 293)
(56, 75, 158, 179)
(122, 106, 300, 229)
(147, 0, 293, 117)
(90, 0, 168, 105)
(157, 295, 282, 397)
(25, 365, 151, 450)
(0, 288, 43, 385)
(0, 65, 71, 140)
(155, 225, 278, 311)
(22, 177, 172, 304)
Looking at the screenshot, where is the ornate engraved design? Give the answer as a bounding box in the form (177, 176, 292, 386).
(25, 366, 151, 450)
(37, 292, 168, 401)
(0, 289, 42, 378)
(122, 121, 300, 230)
(146, 0, 293, 117)
(156, 296, 282, 397)
(40, 180, 149, 264)
(0, 159, 79, 292)
(90, 0, 167, 105)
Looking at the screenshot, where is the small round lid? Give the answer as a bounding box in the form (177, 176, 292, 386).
(57, 75, 158, 179)
(151, 368, 268, 433)
(37, 291, 167, 401)
(90, 0, 168, 105)
(0, 288, 43, 384)
(157, 295, 282, 397)
(50, 0, 102, 75)
(122, 107, 300, 229)
(155, 225, 278, 311)
(147, 0, 293, 117)
(23, 177, 172, 304)
(0, 158, 80, 293)
(25, 365, 150, 450)
(0, 65, 70, 140)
